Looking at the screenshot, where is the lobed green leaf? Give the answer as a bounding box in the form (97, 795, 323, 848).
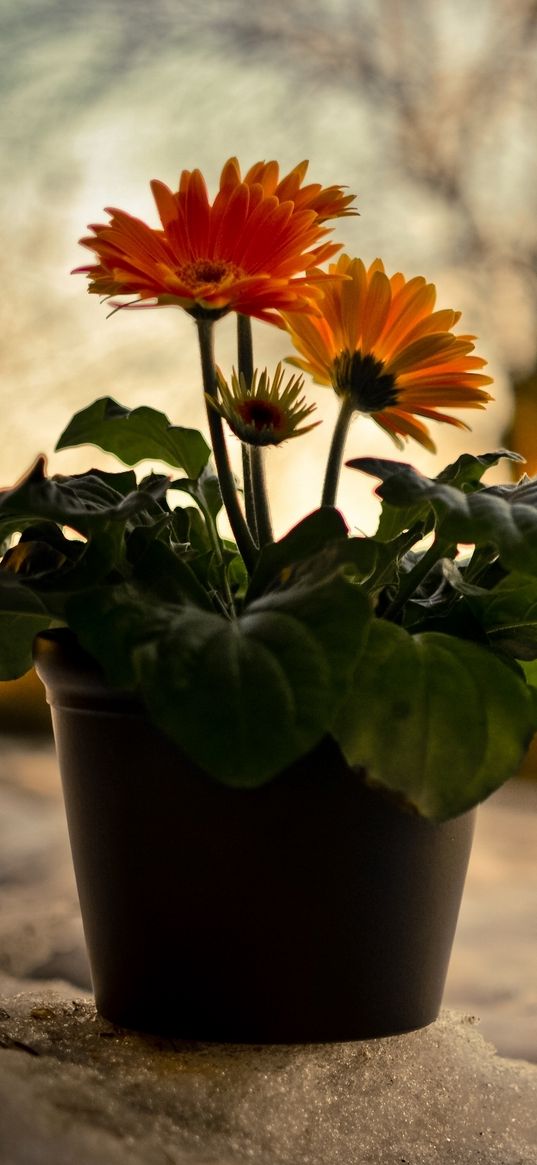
(67, 571, 372, 786)
(0, 577, 59, 678)
(349, 450, 524, 543)
(0, 458, 167, 539)
(170, 465, 223, 522)
(56, 397, 211, 479)
(350, 455, 537, 574)
(463, 572, 537, 659)
(247, 507, 348, 600)
(333, 619, 535, 820)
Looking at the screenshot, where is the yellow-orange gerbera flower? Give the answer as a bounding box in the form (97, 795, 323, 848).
(283, 255, 493, 452)
(74, 159, 356, 325)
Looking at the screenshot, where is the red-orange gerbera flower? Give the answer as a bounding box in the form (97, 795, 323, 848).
(241, 159, 356, 221)
(74, 159, 356, 325)
(283, 255, 493, 452)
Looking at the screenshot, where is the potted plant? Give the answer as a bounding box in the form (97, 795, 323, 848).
(2, 157, 536, 1041)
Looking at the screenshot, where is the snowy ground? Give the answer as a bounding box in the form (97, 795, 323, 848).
(1, 997, 536, 1164)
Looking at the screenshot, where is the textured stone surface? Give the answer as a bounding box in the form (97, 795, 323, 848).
(0, 979, 536, 1165)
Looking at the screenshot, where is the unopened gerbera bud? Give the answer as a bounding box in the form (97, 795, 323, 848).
(210, 364, 320, 447)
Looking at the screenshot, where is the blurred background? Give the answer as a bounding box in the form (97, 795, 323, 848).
(0, 0, 536, 1060)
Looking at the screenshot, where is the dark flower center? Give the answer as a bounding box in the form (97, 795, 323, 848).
(332, 350, 398, 413)
(178, 259, 245, 319)
(178, 259, 242, 291)
(237, 399, 284, 431)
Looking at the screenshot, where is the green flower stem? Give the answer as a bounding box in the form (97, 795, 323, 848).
(241, 445, 258, 545)
(237, 312, 273, 548)
(463, 543, 497, 584)
(237, 309, 253, 382)
(197, 318, 257, 574)
(237, 314, 258, 541)
(369, 526, 425, 593)
(383, 538, 451, 622)
(237, 312, 254, 387)
(321, 394, 355, 508)
(250, 446, 273, 547)
(194, 493, 235, 615)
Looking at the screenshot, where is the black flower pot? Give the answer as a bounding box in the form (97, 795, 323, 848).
(34, 628, 475, 1043)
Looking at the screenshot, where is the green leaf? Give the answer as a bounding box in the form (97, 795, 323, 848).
(1, 540, 70, 579)
(522, 657, 537, 689)
(225, 551, 249, 599)
(66, 585, 158, 688)
(0, 458, 166, 540)
(183, 509, 212, 554)
(351, 458, 537, 575)
(170, 465, 223, 521)
(0, 577, 58, 678)
(136, 573, 371, 785)
(464, 572, 537, 659)
(247, 507, 348, 600)
(349, 450, 523, 543)
(436, 449, 525, 486)
(68, 572, 372, 785)
(476, 474, 537, 507)
(346, 458, 430, 543)
(333, 619, 535, 820)
(56, 397, 211, 479)
(352, 449, 522, 494)
(126, 528, 214, 610)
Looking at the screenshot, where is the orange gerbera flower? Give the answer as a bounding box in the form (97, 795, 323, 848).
(74, 159, 356, 325)
(283, 255, 493, 452)
(240, 159, 356, 221)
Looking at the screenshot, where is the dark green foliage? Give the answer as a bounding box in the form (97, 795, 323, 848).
(2, 418, 537, 816)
